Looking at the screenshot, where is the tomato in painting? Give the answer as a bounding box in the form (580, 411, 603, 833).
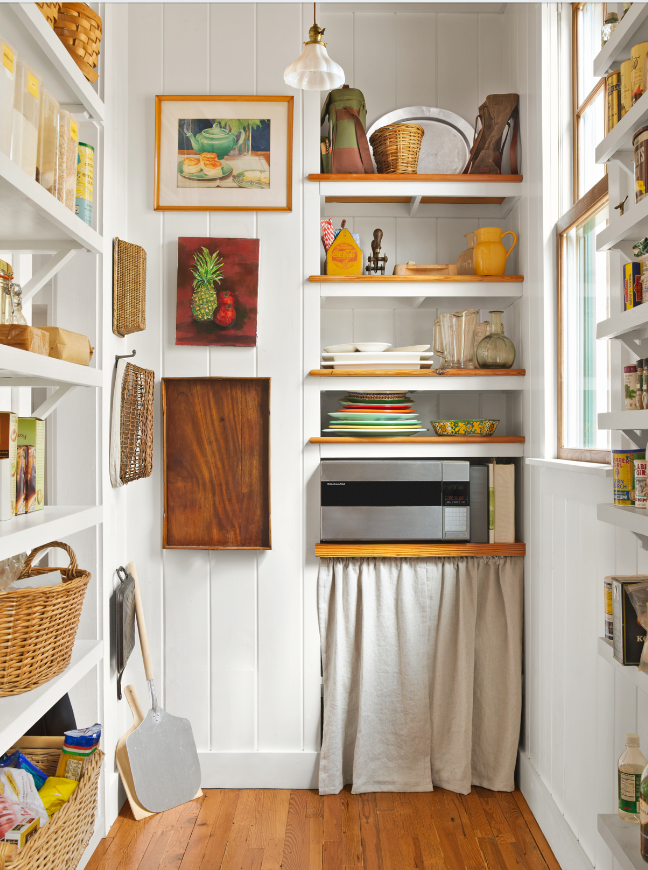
(215, 302, 236, 328)
(218, 289, 235, 305)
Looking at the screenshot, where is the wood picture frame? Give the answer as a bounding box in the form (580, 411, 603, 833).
(154, 95, 293, 211)
(162, 377, 271, 550)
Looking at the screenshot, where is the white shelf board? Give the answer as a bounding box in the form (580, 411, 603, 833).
(599, 410, 648, 430)
(313, 178, 524, 200)
(598, 305, 648, 342)
(315, 442, 525, 459)
(0, 640, 103, 755)
(597, 813, 644, 870)
(593, 3, 648, 77)
(10, 4, 104, 122)
(597, 503, 648, 537)
(0, 505, 102, 562)
(315, 375, 526, 392)
(317, 281, 523, 311)
(596, 90, 648, 164)
(0, 151, 103, 253)
(598, 636, 648, 693)
(0, 345, 101, 388)
(597, 196, 648, 252)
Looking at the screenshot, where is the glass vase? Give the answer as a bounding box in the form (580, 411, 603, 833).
(475, 310, 516, 368)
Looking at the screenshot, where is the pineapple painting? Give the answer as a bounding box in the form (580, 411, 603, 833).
(190, 246, 224, 321)
(177, 238, 260, 347)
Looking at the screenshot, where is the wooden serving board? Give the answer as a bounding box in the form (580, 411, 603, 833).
(162, 378, 271, 549)
(315, 542, 526, 557)
(309, 436, 525, 443)
(310, 368, 526, 377)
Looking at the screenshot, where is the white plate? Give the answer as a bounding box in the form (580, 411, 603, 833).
(321, 352, 433, 362)
(387, 345, 430, 352)
(324, 362, 432, 370)
(354, 342, 391, 352)
(323, 343, 356, 353)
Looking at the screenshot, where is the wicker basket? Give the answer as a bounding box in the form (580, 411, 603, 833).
(113, 238, 146, 337)
(54, 3, 102, 84)
(0, 543, 91, 696)
(120, 363, 154, 484)
(369, 123, 425, 174)
(36, 3, 61, 28)
(0, 744, 104, 870)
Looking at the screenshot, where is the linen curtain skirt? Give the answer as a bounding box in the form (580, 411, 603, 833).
(317, 557, 524, 795)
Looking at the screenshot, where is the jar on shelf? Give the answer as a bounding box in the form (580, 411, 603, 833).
(475, 310, 516, 369)
(602, 11, 619, 46)
(0, 269, 12, 325)
(10, 285, 26, 326)
(625, 364, 639, 409)
(0, 36, 16, 159)
(36, 88, 59, 196)
(57, 108, 78, 212)
(11, 60, 41, 179)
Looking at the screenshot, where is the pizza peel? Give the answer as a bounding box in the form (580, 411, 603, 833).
(125, 561, 202, 813)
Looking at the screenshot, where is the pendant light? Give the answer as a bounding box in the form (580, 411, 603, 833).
(283, 3, 345, 91)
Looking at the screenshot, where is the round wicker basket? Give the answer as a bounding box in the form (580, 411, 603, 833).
(54, 3, 102, 83)
(36, 3, 62, 29)
(0, 542, 91, 696)
(369, 123, 425, 174)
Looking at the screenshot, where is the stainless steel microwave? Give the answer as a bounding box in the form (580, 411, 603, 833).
(320, 460, 488, 542)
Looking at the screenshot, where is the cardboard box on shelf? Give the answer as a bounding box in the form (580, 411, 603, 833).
(0, 412, 17, 516)
(0, 458, 14, 520)
(18, 418, 44, 511)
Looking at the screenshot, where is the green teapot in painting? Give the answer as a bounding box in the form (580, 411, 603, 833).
(183, 122, 242, 158)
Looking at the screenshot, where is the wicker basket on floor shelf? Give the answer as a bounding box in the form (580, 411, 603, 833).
(0, 746, 104, 870)
(0, 542, 91, 696)
(54, 3, 102, 83)
(36, 3, 61, 28)
(369, 123, 424, 174)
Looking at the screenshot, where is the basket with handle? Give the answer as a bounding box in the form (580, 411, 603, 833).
(54, 3, 102, 83)
(0, 542, 91, 696)
(369, 123, 424, 174)
(0, 744, 104, 870)
(36, 3, 62, 28)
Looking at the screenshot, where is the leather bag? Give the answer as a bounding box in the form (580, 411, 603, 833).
(321, 84, 374, 174)
(463, 93, 519, 175)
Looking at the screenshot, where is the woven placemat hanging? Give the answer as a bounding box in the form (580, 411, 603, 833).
(113, 238, 146, 337)
(110, 359, 154, 487)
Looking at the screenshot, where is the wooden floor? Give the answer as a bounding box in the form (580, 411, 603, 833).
(87, 787, 561, 870)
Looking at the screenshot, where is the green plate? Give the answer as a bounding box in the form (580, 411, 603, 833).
(178, 159, 233, 181)
(233, 170, 270, 189)
(329, 412, 419, 421)
(340, 398, 414, 406)
(322, 428, 427, 436)
(329, 420, 421, 427)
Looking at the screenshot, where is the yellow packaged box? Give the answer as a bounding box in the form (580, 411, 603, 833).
(39, 327, 93, 366)
(3, 816, 39, 850)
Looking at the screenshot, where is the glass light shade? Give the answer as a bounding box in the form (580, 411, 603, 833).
(283, 43, 344, 91)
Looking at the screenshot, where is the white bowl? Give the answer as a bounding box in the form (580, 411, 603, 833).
(387, 345, 430, 352)
(323, 344, 356, 353)
(354, 342, 391, 352)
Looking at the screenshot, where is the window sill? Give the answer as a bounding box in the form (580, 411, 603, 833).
(525, 458, 613, 477)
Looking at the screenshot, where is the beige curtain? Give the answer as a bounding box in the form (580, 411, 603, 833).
(317, 557, 523, 795)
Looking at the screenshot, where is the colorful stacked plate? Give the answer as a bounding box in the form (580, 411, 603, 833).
(323, 391, 426, 436)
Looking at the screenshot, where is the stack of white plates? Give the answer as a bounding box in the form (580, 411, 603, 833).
(321, 351, 433, 370)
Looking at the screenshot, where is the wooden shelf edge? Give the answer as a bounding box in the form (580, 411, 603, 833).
(308, 173, 524, 183)
(310, 275, 525, 283)
(310, 369, 526, 377)
(315, 541, 526, 557)
(310, 436, 526, 443)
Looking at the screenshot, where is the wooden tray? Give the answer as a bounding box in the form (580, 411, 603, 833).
(162, 378, 271, 550)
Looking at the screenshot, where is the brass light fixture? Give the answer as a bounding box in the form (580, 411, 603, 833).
(284, 3, 345, 91)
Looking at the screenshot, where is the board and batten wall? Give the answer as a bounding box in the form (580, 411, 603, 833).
(119, 2, 519, 790)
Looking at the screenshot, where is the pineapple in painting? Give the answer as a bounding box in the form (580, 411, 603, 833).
(190, 247, 224, 321)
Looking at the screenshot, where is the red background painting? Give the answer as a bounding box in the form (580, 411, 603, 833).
(176, 237, 259, 346)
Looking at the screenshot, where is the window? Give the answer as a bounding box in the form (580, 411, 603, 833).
(557, 3, 610, 463)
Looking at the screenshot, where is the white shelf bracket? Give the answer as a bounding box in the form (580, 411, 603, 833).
(621, 428, 648, 447)
(21, 249, 80, 303)
(409, 196, 422, 217)
(610, 155, 635, 181)
(632, 532, 648, 550)
(33, 384, 77, 419)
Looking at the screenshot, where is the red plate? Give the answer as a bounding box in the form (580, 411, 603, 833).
(338, 404, 414, 410)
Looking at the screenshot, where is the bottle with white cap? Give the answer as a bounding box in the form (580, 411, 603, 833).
(619, 733, 647, 821)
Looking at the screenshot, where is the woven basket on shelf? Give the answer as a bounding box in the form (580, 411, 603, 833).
(0, 542, 91, 696)
(36, 3, 61, 28)
(0, 746, 104, 870)
(113, 238, 146, 337)
(120, 363, 154, 484)
(54, 3, 102, 83)
(369, 123, 425, 174)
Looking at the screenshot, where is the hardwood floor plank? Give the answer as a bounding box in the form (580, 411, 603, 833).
(247, 790, 268, 849)
(461, 791, 494, 839)
(261, 837, 285, 870)
(376, 794, 395, 812)
(107, 811, 127, 837)
(476, 837, 509, 870)
(377, 805, 405, 870)
(475, 788, 516, 844)
(512, 792, 561, 870)
(138, 805, 184, 870)
(397, 834, 426, 869)
(443, 790, 487, 869)
(307, 790, 324, 819)
(359, 793, 384, 870)
(222, 790, 258, 870)
(85, 837, 113, 870)
(266, 789, 291, 839)
(93, 817, 137, 870)
(496, 841, 528, 869)
(117, 813, 164, 870)
(178, 791, 222, 870)
(159, 799, 202, 869)
(496, 793, 549, 870)
(342, 791, 363, 866)
(323, 793, 343, 842)
(241, 848, 264, 870)
(323, 840, 342, 870)
(282, 790, 310, 870)
(200, 789, 242, 870)
(310, 817, 324, 870)
(405, 793, 445, 870)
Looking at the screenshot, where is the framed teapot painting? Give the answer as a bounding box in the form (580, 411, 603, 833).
(154, 95, 293, 211)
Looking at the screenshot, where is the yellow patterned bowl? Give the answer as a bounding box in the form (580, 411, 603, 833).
(430, 419, 500, 436)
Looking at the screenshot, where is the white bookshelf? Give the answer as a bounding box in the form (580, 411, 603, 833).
(593, 3, 648, 77)
(597, 814, 644, 870)
(0, 505, 102, 562)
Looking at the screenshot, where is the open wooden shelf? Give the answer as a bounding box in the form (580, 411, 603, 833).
(311, 368, 526, 377)
(310, 275, 524, 283)
(315, 541, 526, 557)
(309, 173, 523, 183)
(310, 436, 525, 443)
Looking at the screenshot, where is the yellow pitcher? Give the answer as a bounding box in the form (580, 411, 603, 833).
(473, 227, 518, 276)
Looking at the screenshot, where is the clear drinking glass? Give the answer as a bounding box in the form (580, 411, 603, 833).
(452, 308, 478, 368)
